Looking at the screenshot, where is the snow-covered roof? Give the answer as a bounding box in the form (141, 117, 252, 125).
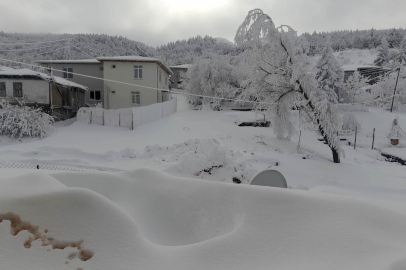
(97, 56, 160, 62)
(37, 59, 101, 64)
(97, 55, 173, 75)
(0, 68, 88, 90)
(0, 65, 14, 71)
(341, 65, 382, 71)
(170, 64, 192, 69)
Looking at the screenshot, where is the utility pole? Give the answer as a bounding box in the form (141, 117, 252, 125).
(67, 39, 71, 60)
(390, 67, 401, 113)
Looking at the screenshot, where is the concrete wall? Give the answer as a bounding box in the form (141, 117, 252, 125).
(102, 61, 170, 109)
(0, 78, 49, 104)
(40, 63, 103, 106)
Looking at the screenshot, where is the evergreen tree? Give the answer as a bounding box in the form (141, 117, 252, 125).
(374, 36, 390, 66)
(398, 34, 406, 65)
(315, 37, 344, 103)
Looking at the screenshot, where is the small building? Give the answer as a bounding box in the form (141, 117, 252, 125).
(36, 59, 103, 106)
(342, 65, 391, 84)
(97, 56, 173, 109)
(0, 68, 88, 120)
(169, 64, 191, 89)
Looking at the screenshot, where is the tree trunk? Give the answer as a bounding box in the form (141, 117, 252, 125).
(296, 81, 341, 164)
(332, 147, 340, 163)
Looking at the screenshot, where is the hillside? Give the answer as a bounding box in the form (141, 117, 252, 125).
(0, 32, 237, 68)
(0, 32, 157, 67)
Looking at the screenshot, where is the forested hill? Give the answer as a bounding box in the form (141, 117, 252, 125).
(0, 32, 236, 68)
(155, 36, 237, 65)
(0, 32, 156, 67)
(304, 28, 406, 55)
(0, 28, 404, 68)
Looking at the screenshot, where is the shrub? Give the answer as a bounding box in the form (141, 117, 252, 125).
(0, 101, 55, 139)
(342, 112, 361, 131)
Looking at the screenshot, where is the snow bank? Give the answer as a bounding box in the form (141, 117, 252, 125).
(3, 169, 406, 269)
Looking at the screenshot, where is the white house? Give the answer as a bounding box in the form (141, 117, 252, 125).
(0, 67, 88, 120)
(96, 56, 173, 110)
(37, 56, 173, 110)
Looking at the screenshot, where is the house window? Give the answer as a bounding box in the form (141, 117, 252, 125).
(0, 82, 5, 97)
(13, 82, 22, 97)
(90, 91, 101, 101)
(63, 67, 73, 79)
(159, 70, 162, 82)
(134, 65, 143, 79)
(131, 91, 141, 105)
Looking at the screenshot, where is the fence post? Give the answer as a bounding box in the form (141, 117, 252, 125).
(89, 110, 92, 125)
(119, 111, 121, 127)
(354, 126, 357, 150)
(131, 110, 134, 130)
(372, 128, 375, 150)
(102, 110, 105, 126)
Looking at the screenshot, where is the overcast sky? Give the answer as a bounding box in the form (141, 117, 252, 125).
(0, 0, 405, 47)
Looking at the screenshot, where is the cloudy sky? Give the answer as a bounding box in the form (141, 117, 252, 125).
(0, 0, 405, 47)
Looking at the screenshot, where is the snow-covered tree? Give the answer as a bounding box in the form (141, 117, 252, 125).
(342, 71, 368, 103)
(185, 57, 242, 110)
(235, 9, 343, 163)
(374, 36, 390, 66)
(342, 113, 361, 131)
(397, 34, 406, 65)
(387, 117, 406, 139)
(315, 37, 344, 103)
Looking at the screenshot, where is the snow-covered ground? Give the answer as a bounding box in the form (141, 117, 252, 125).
(1, 95, 405, 200)
(310, 48, 379, 67)
(1, 95, 406, 269)
(3, 169, 406, 270)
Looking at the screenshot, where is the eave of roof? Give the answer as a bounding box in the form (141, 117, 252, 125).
(97, 56, 173, 75)
(36, 59, 101, 64)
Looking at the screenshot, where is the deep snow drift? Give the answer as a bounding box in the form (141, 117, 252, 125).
(2, 169, 406, 270)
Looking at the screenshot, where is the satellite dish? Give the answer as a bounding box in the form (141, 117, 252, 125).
(250, 169, 287, 188)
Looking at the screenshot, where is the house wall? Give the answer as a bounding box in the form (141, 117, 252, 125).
(102, 61, 170, 109)
(39, 63, 103, 106)
(0, 78, 49, 104)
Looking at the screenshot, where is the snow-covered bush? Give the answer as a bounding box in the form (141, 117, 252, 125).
(341, 113, 361, 131)
(178, 139, 227, 176)
(137, 138, 256, 183)
(0, 101, 55, 139)
(368, 70, 406, 110)
(387, 117, 406, 139)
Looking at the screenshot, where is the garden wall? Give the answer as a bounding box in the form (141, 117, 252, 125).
(76, 98, 177, 129)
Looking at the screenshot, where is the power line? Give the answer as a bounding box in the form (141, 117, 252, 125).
(13, 47, 68, 61)
(0, 38, 70, 46)
(0, 56, 404, 107)
(0, 57, 279, 106)
(70, 44, 96, 58)
(71, 40, 104, 54)
(0, 43, 65, 52)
